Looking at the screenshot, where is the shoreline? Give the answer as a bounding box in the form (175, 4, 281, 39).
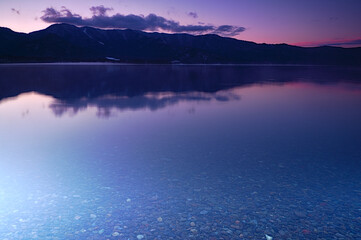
(0, 62, 349, 67)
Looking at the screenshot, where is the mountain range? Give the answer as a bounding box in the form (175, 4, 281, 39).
(0, 23, 360, 65)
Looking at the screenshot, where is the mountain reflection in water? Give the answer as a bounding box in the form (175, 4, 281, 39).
(1, 64, 360, 118)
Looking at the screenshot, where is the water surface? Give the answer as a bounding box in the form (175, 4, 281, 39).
(0, 64, 361, 239)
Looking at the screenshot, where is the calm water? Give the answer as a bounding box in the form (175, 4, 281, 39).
(0, 64, 361, 240)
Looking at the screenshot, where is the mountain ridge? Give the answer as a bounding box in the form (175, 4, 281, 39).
(0, 23, 360, 65)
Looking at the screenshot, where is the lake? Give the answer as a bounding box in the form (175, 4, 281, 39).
(0, 64, 360, 239)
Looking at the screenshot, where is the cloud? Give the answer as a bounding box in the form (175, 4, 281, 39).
(11, 8, 20, 15)
(40, 6, 245, 37)
(50, 92, 240, 118)
(327, 39, 361, 46)
(188, 12, 198, 19)
(90, 5, 113, 16)
(41, 6, 83, 25)
(213, 25, 245, 37)
(295, 38, 361, 48)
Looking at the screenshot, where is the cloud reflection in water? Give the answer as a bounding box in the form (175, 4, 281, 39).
(49, 91, 241, 118)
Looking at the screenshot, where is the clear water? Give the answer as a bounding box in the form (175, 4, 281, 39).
(0, 64, 360, 239)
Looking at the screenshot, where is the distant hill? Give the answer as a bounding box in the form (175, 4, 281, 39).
(0, 23, 360, 65)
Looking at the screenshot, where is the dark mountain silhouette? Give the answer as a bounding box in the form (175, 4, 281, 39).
(0, 23, 360, 65)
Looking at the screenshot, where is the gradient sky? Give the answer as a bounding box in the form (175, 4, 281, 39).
(1, 0, 360, 47)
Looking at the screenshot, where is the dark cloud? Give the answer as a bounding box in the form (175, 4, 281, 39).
(297, 38, 361, 48)
(90, 5, 113, 16)
(41, 6, 245, 37)
(41, 7, 83, 25)
(327, 39, 361, 46)
(11, 8, 20, 15)
(188, 12, 198, 19)
(213, 25, 246, 37)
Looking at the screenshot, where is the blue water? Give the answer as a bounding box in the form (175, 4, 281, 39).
(0, 64, 360, 239)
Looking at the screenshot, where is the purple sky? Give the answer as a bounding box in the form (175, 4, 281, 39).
(1, 0, 360, 47)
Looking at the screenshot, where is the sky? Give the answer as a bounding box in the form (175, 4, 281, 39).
(1, 0, 360, 47)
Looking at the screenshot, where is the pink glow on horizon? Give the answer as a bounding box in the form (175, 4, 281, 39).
(293, 38, 361, 48)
